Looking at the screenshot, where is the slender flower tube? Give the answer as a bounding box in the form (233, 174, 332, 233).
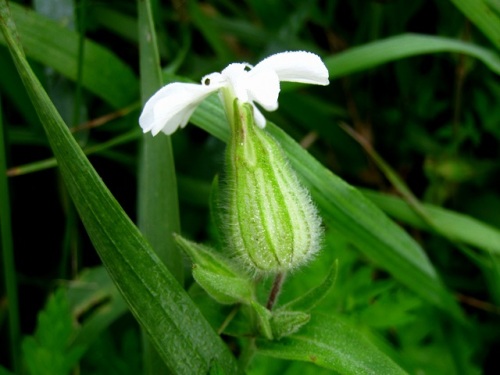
(139, 51, 329, 135)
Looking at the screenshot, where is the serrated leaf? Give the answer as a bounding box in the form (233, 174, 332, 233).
(66, 267, 128, 349)
(257, 314, 408, 375)
(22, 289, 86, 375)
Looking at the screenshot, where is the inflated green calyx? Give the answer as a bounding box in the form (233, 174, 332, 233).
(223, 100, 322, 274)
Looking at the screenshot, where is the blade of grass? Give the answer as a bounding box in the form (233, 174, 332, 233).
(338, 122, 491, 266)
(6, 130, 139, 176)
(137, 0, 182, 282)
(361, 189, 500, 257)
(450, 0, 500, 50)
(324, 33, 500, 79)
(0, 94, 21, 375)
(0, 2, 138, 108)
(137, 0, 183, 373)
(0, 2, 237, 373)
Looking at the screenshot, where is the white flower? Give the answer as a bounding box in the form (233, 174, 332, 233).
(139, 51, 329, 136)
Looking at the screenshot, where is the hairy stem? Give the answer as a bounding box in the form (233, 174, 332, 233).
(266, 272, 286, 310)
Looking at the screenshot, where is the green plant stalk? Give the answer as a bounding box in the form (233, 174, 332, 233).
(0, 96, 22, 374)
(7, 129, 140, 177)
(0, 2, 237, 373)
(137, 0, 182, 373)
(137, 0, 182, 283)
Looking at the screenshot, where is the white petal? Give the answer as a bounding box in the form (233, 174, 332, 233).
(247, 65, 280, 111)
(221, 63, 251, 103)
(139, 82, 217, 136)
(252, 105, 267, 128)
(256, 51, 329, 86)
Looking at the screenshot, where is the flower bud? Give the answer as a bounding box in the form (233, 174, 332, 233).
(222, 101, 322, 274)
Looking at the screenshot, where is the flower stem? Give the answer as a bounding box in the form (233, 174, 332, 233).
(266, 272, 286, 310)
(217, 304, 240, 335)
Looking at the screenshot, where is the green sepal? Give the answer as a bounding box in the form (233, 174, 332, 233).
(251, 302, 273, 340)
(270, 310, 310, 340)
(192, 265, 253, 305)
(279, 260, 338, 312)
(224, 101, 323, 274)
(208, 175, 224, 246)
(174, 234, 254, 305)
(174, 234, 240, 276)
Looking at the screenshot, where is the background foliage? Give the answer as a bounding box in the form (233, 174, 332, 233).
(1, 0, 500, 374)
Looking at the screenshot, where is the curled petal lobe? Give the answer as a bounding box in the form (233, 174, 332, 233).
(140, 82, 217, 136)
(252, 105, 267, 128)
(257, 51, 329, 86)
(247, 66, 280, 111)
(221, 63, 252, 103)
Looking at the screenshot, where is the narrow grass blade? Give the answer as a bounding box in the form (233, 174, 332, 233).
(361, 189, 500, 257)
(137, 2, 183, 372)
(450, 0, 500, 50)
(0, 94, 22, 374)
(324, 33, 500, 79)
(0, 2, 138, 108)
(0, 2, 237, 373)
(137, 0, 182, 283)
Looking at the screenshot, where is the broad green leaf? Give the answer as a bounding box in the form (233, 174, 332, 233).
(257, 314, 408, 375)
(324, 33, 500, 79)
(450, 0, 500, 50)
(0, 2, 237, 374)
(361, 189, 500, 256)
(0, 2, 138, 108)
